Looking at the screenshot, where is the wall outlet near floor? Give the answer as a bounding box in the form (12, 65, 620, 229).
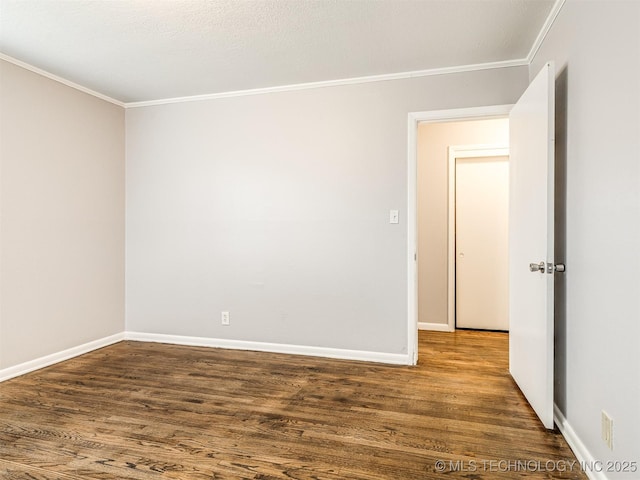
(221, 311, 230, 326)
(601, 410, 614, 450)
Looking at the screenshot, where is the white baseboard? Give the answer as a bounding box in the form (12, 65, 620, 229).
(418, 322, 454, 332)
(125, 331, 412, 365)
(0, 330, 412, 382)
(554, 404, 608, 480)
(0, 332, 125, 383)
(0, 330, 608, 480)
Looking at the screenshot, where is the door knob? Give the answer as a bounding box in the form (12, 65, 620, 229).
(529, 261, 546, 273)
(529, 262, 566, 273)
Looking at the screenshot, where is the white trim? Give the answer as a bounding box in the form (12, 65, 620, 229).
(407, 115, 419, 365)
(126, 59, 527, 108)
(407, 105, 513, 362)
(0, 53, 125, 107)
(409, 106, 512, 124)
(418, 322, 452, 332)
(0, 332, 125, 383)
(447, 145, 509, 331)
(0, 55, 525, 110)
(0, 54, 527, 110)
(526, 0, 566, 64)
(554, 404, 608, 480)
(0, 1, 563, 110)
(125, 331, 411, 365)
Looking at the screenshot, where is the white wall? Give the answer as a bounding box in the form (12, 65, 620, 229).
(531, 1, 640, 476)
(0, 60, 125, 369)
(417, 119, 509, 327)
(125, 67, 527, 355)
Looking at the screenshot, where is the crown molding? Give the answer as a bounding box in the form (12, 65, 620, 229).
(0, 53, 125, 107)
(526, 0, 566, 64)
(1, 0, 565, 109)
(124, 0, 567, 108)
(124, 58, 528, 108)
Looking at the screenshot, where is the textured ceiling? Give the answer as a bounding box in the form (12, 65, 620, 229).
(0, 0, 556, 103)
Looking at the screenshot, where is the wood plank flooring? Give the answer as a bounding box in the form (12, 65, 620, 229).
(0, 331, 586, 479)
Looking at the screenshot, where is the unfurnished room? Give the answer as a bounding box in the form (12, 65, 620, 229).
(0, 1, 638, 479)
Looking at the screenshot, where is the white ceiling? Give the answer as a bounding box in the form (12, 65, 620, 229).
(0, 0, 557, 104)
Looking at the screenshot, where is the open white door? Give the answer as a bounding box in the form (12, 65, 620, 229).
(509, 62, 558, 429)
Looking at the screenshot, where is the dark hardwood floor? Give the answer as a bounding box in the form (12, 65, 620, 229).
(0, 330, 586, 479)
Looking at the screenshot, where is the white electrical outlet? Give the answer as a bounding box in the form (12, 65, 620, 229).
(601, 410, 613, 450)
(221, 311, 230, 326)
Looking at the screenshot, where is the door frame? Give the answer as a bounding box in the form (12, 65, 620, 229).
(447, 144, 509, 331)
(407, 105, 513, 364)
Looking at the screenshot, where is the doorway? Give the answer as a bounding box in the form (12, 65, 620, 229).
(408, 67, 555, 428)
(406, 106, 513, 363)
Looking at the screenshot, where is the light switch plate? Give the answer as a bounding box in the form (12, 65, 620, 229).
(390, 210, 399, 224)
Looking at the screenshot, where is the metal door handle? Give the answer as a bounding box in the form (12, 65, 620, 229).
(529, 261, 546, 273)
(529, 261, 566, 273)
